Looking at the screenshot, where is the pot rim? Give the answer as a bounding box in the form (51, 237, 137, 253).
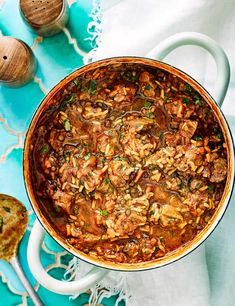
(23, 56, 235, 271)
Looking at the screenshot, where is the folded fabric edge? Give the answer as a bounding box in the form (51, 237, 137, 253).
(84, 0, 103, 64)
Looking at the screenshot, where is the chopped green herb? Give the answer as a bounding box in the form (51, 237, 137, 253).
(122, 71, 138, 82)
(195, 99, 203, 106)
(208, 185, 214, 191)
(82, 143, 87, 147)
(178, 180, 182, 187)
(84, 153, 91, 160)
(131, 72, 138, 82)
(194, 136, 203, 141)
(0, 215, 3, 231)
(60, 94, 74, 110)
(145, 84, 151, 90)
(54, 206, 61, 213)
(151, 210, 155, 215)
(163, 94, 169, 103)
(205, 108, 211, 115)
(64, 119, 71, 132)
(147, 112, 155, 118)
(73, 79, 82, 90)
(101, 157, 106, 164)
(185, 84, 191, 93)
(100, 209, 108, 216)
(182, 97, 190, 105)
(186, 177, 192, 186)
(3, 206, 10, 213)
(73, 207, 78, 215)
(159, 237, 165, 243)
(159, 132, 163, 140)
(144, 100, 152, 108)
(114, 145, 120, 150)
(196, 183, 202, 189)
(89, 80, 97, 95)
(104, 178, 110, 184)
(216, 132, 223, 139)
(114, 156, 123, 161)
(40, 145, 50, 154)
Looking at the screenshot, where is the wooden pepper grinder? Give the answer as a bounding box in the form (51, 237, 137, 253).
(20, 0, 69, 37)
(0, 36, 36, 87)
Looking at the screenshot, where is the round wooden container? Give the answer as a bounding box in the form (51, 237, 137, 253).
(19, 0, 69, 37)
(0, 36, 36, 87)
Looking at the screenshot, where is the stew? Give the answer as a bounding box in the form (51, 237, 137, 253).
(30, 62, 227, 263)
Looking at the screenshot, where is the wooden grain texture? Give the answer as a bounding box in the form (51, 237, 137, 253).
(20, 0, 69, 36)
(0, 36, 36, 87)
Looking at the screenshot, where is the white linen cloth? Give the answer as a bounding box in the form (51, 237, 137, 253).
(70, 1, 235, 305)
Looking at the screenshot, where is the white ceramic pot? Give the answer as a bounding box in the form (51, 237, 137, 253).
(25, 32, 234, 295)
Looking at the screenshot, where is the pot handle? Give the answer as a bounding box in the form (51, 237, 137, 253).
(27, 220, 108, 295)
(146, 32, 230, 107)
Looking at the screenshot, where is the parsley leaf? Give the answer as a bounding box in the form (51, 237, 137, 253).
(60, 94, 74, 110)
(194, 136, 203, 141)
(89, 80, 97, 95)
(84, 153, 91, 160)
(195, 99, 203, 106)
(104, 178, 110, 184)
(73, 207, 78, 215)
(100, 209, 108, 216)
(144, 100, 152, 108)
(3, 206, 10, 213)
(185, 84, 191, 93)
(145, 84, 151, 90)
(40, 144, 50, 154)
(147, 112, 155, 118)
(182, 97, 190, 105)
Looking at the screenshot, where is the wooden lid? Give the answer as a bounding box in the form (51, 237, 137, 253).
(0, 36, 36, 87)
(20, 0, 64, 28)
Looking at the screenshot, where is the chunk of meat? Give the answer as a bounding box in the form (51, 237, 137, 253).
(184, 190, 209, 208)
(139, 71, 156, 97)
(97, 131, 120, 157)
(108, 159, 134, 187)
(78, 203, 104, 236)
(165, 100, 196, 119)
(210, 157, 227, 182)
(154, 107, 167, 129)
(149, 202, 183, 227)
(152, 185, 184, 208)
(165, 100, 184, 118)
(165, 132, 183, 147)
(179, 120, 198, 138)
(139, 71, 151, 82)
(109, 83, 137, 105)
(51, 190, 73, 213)
(114, 210, 147, 236)
(120, 117, 157, 160)
(146, 144, 206, 175)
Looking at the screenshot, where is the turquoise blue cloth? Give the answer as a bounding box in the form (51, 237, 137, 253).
(0, 1, 121, 305)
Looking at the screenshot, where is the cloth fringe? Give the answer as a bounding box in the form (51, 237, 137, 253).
(64, 258, 130, 305)
(84, 0, 102, 64)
